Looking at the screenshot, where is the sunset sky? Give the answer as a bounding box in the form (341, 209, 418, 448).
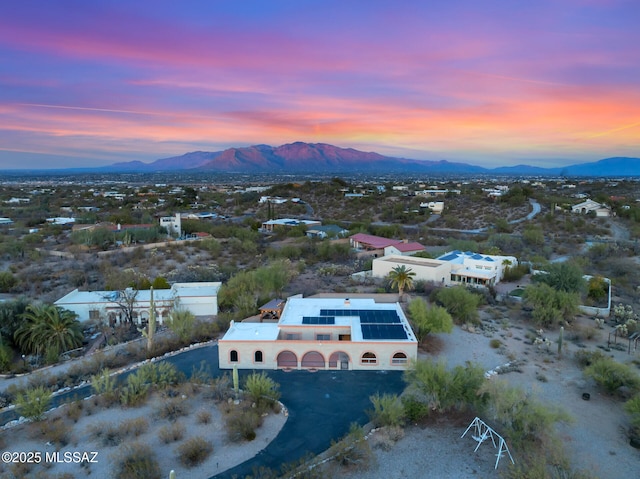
(1, 1, 638, 169)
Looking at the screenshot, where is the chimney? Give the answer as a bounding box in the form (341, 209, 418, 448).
(344, 298, 350, 306)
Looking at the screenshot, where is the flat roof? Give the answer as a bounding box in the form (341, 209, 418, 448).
(379, 256, 446, 268)
(220, 322, 280, 341)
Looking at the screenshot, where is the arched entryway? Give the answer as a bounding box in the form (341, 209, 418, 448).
(329, 351, 350, 370)
(277, 350, 298, 368)
(301, 351, 325, 369)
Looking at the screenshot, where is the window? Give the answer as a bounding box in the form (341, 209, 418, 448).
(254, 351, 263, 363)
(285, 333, 301, 340)
(316, 334, 331, 341)
(230, 350, 238, 362)
(89, 310, 100, 320)
(361, 352, 377, 365)
(392, 352, 408, 365)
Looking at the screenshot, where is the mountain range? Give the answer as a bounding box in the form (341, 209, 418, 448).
(107, 142, 640, 177)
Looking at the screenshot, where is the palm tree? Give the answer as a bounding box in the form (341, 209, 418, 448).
(14, 304, 83, 363)
(388, 265, 416, 300)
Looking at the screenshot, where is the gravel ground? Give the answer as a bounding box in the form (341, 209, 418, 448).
(334, 320, 639, 479)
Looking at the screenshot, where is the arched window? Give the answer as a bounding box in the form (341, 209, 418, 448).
(361, 352, 377, 365)
(392, 352, 408, 365)
(230, 350, 238, 362)
(254, 350, 263, 363)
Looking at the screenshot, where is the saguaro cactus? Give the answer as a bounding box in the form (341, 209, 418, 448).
(233, 364, 239, 398)
(558, 326, 564, 356)
(138, 286, 156, 352)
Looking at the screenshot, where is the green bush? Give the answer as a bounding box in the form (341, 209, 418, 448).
(367, 393, 405, 427)
(91, 368, 118, 403)
(244, 371, 281, 411)
(479, 380, 572, 449)
(401, 394, 430, 422)
(112, 442, 161, 479)
(121, 417, 149, 437)
(584, 357, 640, 395)
(16, 385, 52, 421)
(176, 436, 213, 468)
(403, 359, 486, 413)
(434, 286, 481, 325)
(119, 371, 150, 406)
(574, 349, 606, 368)
(136, 362, 183, 389)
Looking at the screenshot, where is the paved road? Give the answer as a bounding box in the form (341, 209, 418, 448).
(1, 345, 406, 479)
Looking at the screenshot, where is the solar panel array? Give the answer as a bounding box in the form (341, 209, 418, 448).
(302, 316, 336, 325)
(361, 324, 408, 340)
(310, 308, 408, 340)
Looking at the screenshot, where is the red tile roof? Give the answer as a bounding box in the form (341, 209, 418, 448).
(391, 242, 425, 253)
(350, 233, 403, 249)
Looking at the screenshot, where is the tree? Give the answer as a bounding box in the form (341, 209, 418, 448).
(407, 298, 453, 343)
(434, 286, 480, 324)
(106, 288, 139, 325)
(14, 304, 83, 363)
(522, 283, 580, 327)
(0, 297, 29, 346)
(167, 307, 195, 342)
(138, 287, 156, 352)
(0, 271, 17, 292)
(151, 276, 170, 290)
(534, 262, 586, 294)
(388, 265, 416, 299)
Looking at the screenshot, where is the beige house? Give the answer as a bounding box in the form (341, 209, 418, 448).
(372, 255, 450, 285)
(218, 296, 417, 371)
(571, 199, 611, 217)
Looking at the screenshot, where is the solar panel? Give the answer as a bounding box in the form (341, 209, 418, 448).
(302, 316, 335, 325)
(361, 324, 407, 340)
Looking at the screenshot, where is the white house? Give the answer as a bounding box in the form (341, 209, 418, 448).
(372, 251, 517, 288)
(55, 282, 221, 325)
(420, 201, 444, 214)
(260, 218, 321, 232)
(436, 251, 517, 286)
(218, 296, 418, 371)
(383, 242, 425, 256)
(160, 212, 182, 236)
(571, 199, 611, 217)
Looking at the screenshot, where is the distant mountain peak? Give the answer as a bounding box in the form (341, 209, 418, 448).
(102, 143, 640, 177)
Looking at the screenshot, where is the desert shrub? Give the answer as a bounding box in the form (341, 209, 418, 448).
(479, 380, 572, 449)
(329, 423, 372, 470)
(176, 436, 213, 468)
(367, 393, 405, 427)
(136, 361, 183, 389)
(65, 400, 84, 423)
(88, 421, 124, 447)
(32, 416, 72, 446)
(225, 406, 262, 442)
(0, 342, 12, 371)
(244, 371, 281, 411)
(401, 394, 430, 422)
(404, 359, 486, 413)
(204, 373, 233, 401)
(190, 361, 213, 385)
(112, 442, 161, 479)
(584, 357, 640, 395)
(625, 395, 640, 430)
(155, 398, 190, 422)
(119, 370, 150, 406)
(574, 349, 606, 368)
(158, 422, 186, 443)
(196, 409, 213, 424)
(16, 385, 52, 421)
(502, 263, 530, 282)
(91, 368, 118, 404)
(121, 417, 149, 438)
(490, 339, 502, 349)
